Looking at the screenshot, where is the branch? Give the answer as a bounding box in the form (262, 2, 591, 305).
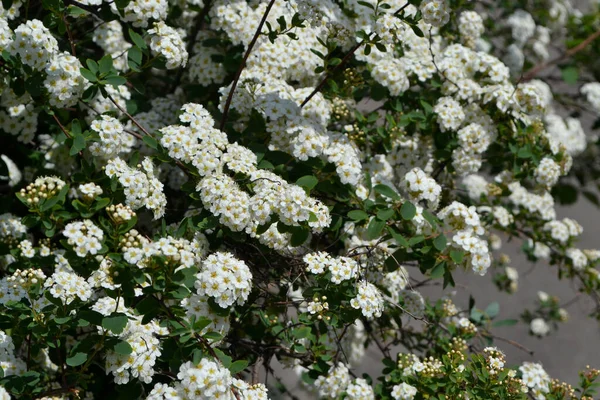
(219, 0, 276, 131)
(300, 37, 369, 108)
(522, 28, 600, 81)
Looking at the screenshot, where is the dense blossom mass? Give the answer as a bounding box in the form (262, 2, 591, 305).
(0, 0, 600, 399)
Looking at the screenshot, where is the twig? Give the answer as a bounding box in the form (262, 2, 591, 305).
(522, 28, 600, 81)
(300, 36, 370, 108)
(62, 13, 77, 56)
(106, 93, 152, 137)
(220, 0, 276, 131)
(481, 332, 534, 356)
(52, 114, 83, 157)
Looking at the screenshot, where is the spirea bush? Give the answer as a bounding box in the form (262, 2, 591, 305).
(2, 0, 600, 398)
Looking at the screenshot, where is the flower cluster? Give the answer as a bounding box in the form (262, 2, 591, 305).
(148, 22, 188, 69)
(519, 362, 551, 399)
(194, 252, 252, 308)
(303, 252, 359, 283)
(8, 19, 58, 70)
(350, 280, 385, 319)
(403, 167, 441, 209)
(105, 157, 167, 219)
(63, 219, 104, 257)
(90, 115, 134, 159)
(438, 201, 491, 275)
(44, 269, 92, 305)
(43, 52, 85, 108)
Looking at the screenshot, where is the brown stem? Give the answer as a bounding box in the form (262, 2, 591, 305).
(107, 93, 152, 137)
(522, 28, 600, 81)
(219, 0, 276, 131)
(300, 37, 369, 108)
(62, 13, 77, 56)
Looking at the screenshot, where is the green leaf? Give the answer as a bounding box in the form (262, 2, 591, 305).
(485, 302, 499, 319)
(366, 218, 386, 240)
(70, 133, 86, 156)
(433, 234, 447, 251)
(388, 228, 409, 248)
(102, 314, 129, 335)
(66, 352, 87, 367)
(112, 340, 133, 355)
(450, 250, 464, 264)
(129, 29, 147, 49)
(128, 46, 143, 71)
(348, 210, 368, 221)
(517, 146, 532, 159)
(80, 67, 97, 82)
(229, 360, 249, 374)
(142, 135, 158, 149)
(374, 184, 400, 200)
(430, 262, 445, 279)
(103, 75, 127, 87)
(296, 175, 318, 190)
(86, 59, 99, 74)
(376, 208, 395, 221)
(290, 227, 309, 247)
(400, 202, 416, 220)
(99, 55, 113, 75)
(67, 5, 87, 16)
(561, 66, 578, 85)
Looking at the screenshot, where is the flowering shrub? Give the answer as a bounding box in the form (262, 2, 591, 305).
(1, 0, 600, 398)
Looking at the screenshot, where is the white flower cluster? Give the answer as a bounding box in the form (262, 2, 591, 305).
(0, 331, 26, 377)
(176, 358, 233, 399)
(530, 318, 550, 337)
(92, 298, 166, 385)
(89, 115, 134, 159)
(581, 82, 600, 113)
(105, 157, 167, 219)
(438, 201, 491, 275)
(371, 58, 410, 96)
(0, 18, 12, 51)
(420, 0, 450, 27)
(0, 268, 46, 306)
(543, 218, 582, 244)
(63, 220, 104, 257)
(19, 175, 66, 207)
(314, 363, 351, 399)
(18, 239, 34, 258)
(566, 247, 587, 270)
(391, 382, 417, 400)
(110, 0, 168, 27)
(519, 362, 551, 400)
(188, 32, 227, 86)
(123, 232, 208, 270)
(8, 19, 58, 70)
(350, 280, 385, 319)
(403, 167, 441, 209)
(0, 213, 27, 240)
(77, 182, 103, 201)
(434, 97, 465, 132)
(43, 52, 85, 108)
(194, 252, 252, 308)
(458, 11, 484, 47)
(534, 157, 562, 187)
(508, 181, 556, 221)
(44, 269, 92, 305)
(346, 378, 375, 400)
(148, 22, 188, 69)
(303, 252, 359, 283)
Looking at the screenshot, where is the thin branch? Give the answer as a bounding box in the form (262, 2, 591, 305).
(220, 0, 276, 131)
(523, 28, 600, 81)
(300, 37, 369, 108)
